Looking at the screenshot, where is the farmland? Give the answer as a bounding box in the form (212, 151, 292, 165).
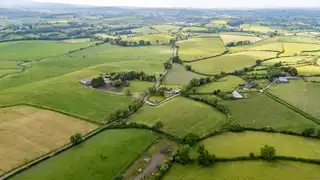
(197, 75, 245, 92)
(177, 36, 225, 61)
(219, 33, 262, 45)
(164, 161, 320, 180)
(9, 129, 157, 180)
(163, 63, 204, 85)
(0, 105, 97, 175)
(281, 43, 320, 56)
(240, 24, 275, 33)
(229, 37, 283, 52)
(127, 97, 227, 137)
(126, 34, 174, 44)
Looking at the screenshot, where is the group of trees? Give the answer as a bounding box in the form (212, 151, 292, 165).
(107, 99, 144, 123)
(184, 77, 216, 93)
(164, 60, 172, 70)
(91, 76, 106, 88)
(188, 95, 230, 115)
(110, 71, 156, 82)
(226, 40, 252, 47)
(103, 37, 151, 47)
(149, 86, 165, 97)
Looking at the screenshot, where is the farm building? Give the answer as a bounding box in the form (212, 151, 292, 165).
(80, 79, 92, 86)
(241, 84, 253, 90)
(232, 91, 243, 99)
(164, 88, 181, 94)
(274, 77, 289, 83)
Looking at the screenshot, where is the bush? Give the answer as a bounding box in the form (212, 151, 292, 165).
(70, 133, 82, 144)
(197, 150, 216, 166)
(174, 145, 190, 164)
(183, 133, 200, 146)
(91, 76, 105, 88)
(152, 121, 164, 130)
(249, 152, 255, 159)
(302, 128, 315, 137)
(228, 121, 244, 132)
(260, 145, 276, 161)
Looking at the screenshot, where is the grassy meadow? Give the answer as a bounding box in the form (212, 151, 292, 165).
(164, 161, 320, 180)
(229, 37, 282, 52)
(297, 66, 320, 76)
(181, 27, 208, 32)
(163, 63, 205, 85)
(197, 75, 245, 92)
(187, 51, 277, 75)
(268, 81, 320, 119)
(127, 97, 227, 137)
(202, 131, 320, 159)
(125, 80, 154, 93)
(225, 92, 319, 132)
(177, 36, 225, 61)
(9, 129, 157, 180)
(261, 56, 310, 66)
(127, 34, 173, 44)
(281, 43, 320, 56)
(0, 105, 97, 175)
(219, 33, 262, 45)
(278, 36, 320, 44)
(240, 24, 275, 33)
(151, 25, 181, 33)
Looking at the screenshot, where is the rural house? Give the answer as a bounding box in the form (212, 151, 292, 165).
(232, 90, 243, 99)
(274, 77, 289, 83)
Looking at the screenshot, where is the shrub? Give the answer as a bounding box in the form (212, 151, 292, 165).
(249, 152, 255, 159)
(302, 128, 315, 137)
(152, 121, 164, 130)
(174, 145, 190, 164)
(91, 76, 105, 88)
(70, 133, 82, 144)
(183, 133, 200, 146)
(260, 145, 276, 161)
(197, 150, 216, 166)
(228, 121, 244, 132)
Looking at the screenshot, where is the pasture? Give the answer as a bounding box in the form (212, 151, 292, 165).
(268, 81, 320, 119)
(181, 27, 208, 32)
(261, 56, 311, 66)
(225, 92, 319, 132)
(229, 37, 283, 52)
(127, 34, 173, 44)
(187, 51, 277, 75)
(177, 36, 225, 61)
(163, 63, 204, 85)
(219, 33, 262, 45)
(297, 65, 320, 76)
(9, 129, 157, 180)
(132, 27, 156, 34)
(164, 161, 320, 180)
(0, 105, 97, 175)
(281, 43, 320, 56)
(151, 25, 181, 33)
(278, 36, 319, 44)
(125, 80, 154, 93)
(240, 24, 275, 33)
(197, 75, 245, 92)
(0, 40, 95, 61)
(127, 97, 227, 137)
(203, 131, 320, 159)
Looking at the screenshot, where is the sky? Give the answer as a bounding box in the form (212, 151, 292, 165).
(33, 0, 320, 8)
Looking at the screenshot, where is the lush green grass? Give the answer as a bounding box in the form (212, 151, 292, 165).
(126, 80, 154, 93)
(0, 69, 20, 76)
(278, 36, 319, 44)
(177, 36, 225, 61)
(127, 34, 174, 44)
(151, 25, 181, 33)
(282, 43, 320, 56)
(187, 51, 277, 75)
(268, 81, 320, 119)
(164, 161, 320, 180)
(132, 27, 156, 34)
(203, 131, 320, 159)
(220, 33, 262, 45)
(305, 76, 320, 82)
(127, 97, 227, 137)
(181, 27, 208, 32)
(10, 129, 157, 180)
(197, 76, 245, 92)
(163, 63, 205, 85)
(240, 24, 275, 33)
(149, 96, 165, 102)
(0, 40, 95, 61)
(229, 37, 282, 53)
(297, 66, 320, 76)
(0, 61, 19, 68)
(225, 92, 319, 132)
(262, 56, 311, 66)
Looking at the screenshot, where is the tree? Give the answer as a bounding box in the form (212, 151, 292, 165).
(113, 80, 123, 87)
(249, 152, 255, 159)
(185, 65, 192, 71)
(152, 121, 164, 130)
(146, 41, 151, 45)
(164, 60, 172, 69)
(70, 133, 82, 144)
(91, 76, 105, 88)
(183, 133, 200, 146)
(260, 145, 276, 160)
(139, 40, 145, 45)
(197, 149, 216, 166)
(302, 128, 315, 137)
(156, 40, 159, 44)
(197, 144, 205, 154)
(174, 145, 190, 164)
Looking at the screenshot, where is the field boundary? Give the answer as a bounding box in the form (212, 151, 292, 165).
(263, 92, 320, 125)
(182, 50, 229, 63)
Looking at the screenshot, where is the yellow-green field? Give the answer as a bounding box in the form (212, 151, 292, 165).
(202, 131, 320, 159)
(151, 25, 181, 33)
(240, 24, 275, 33)
(127, 34, 173, 44)
(181, 27, 208, 32)
(279, 36, 320, 44)
(297, 66, 320, 76)
(281, 43, 320, 56)
(177, 36, 226, 61)
(163, 63, 204, 85)
(229, 37, 283, 52)
(262, 56, 312, 66)
(197, 75, 245, 92)
(187, 51, 277, 75)
(0, 105, 97, 175)
(132, 27, 157, 34)
(219, 33, 262, 45)
(127, 97, 227, 137)
(164, 161, 320, 180)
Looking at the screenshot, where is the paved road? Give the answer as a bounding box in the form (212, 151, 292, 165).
(133, 153, 165, 180)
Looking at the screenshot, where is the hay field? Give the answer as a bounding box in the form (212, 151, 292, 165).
(203, 131, 320, 159)
(229, 37, 282, 52)
(268, 81, 320, 119)
(240, 24, 275, 33)
(187, 51, 277, 75)
(164, 161, 320, 180)
(63, 38, 90, 44)
(278, 36, 319, 44)
(10, 129, 157, 180)
(225, 92, 319, 132)
(297, 66, 320, 76)
(281, 43, 320, 56)
(127, 97, 227, 137)
(0, 105, 97, 175)
(197, 76, 245, 92)
(163, 63, 205, 85)
(177, 36, 225, 61)
(219, 34, 262, 45)
(261, 56, 311, 66)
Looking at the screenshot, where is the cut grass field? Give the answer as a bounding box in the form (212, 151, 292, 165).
(127, 97, 227, 137)
(0, 40, 95, 61)
(225, 92, 319, 132)
(127, 34, 173, 44)
(261, 56, 311, 66)
(281, 43, 320, 56)
(0, 69, 20, 77)
(164, 161, 320, 180)
(163, 63, 205, 85)
(187, 51, 277, 75)
(219, 33, 262, 45)
(9, 129, 157, 180)
(0, 61, 19, 68)
(0, 105, 97, 175)
(181, 26, 208, 32)
(240, 24, 275, 33)
(197, 76, 245, 92)
(278, 36, 319, 44)
(177, 36, 225, 61)
(151, 25, 181, 33)
(297, 65, 320, 76)
(229, 37, 282, 53)
(202, 131, 320, 159)
(124, 80, 154, 93)
(268, 81, 320, 119)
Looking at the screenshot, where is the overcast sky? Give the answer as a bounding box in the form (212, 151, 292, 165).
(33, 0, 320, 8)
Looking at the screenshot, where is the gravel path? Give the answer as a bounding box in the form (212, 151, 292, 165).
(133, 153, 165, 180)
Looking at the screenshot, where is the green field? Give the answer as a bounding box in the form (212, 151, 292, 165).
(229, 37, 283, 53)
(177, 36, 225, 61)
(152, 25, 181, 33)
(268, 81, 320, 119)
(0, 40, 95, 61)
(225, 92, 319, 132)
(127, 34, 173, 44)
(181, 27, 208, 32)
(10, 129, 157, 180)
(197, 76, 245, 92)
(163, 63, 204, 85)
(187, 51, 277, 75)
(164, 161, 320, 180)
(203, 131, 320, 159)
(282, 43, 320, 56)
(125, 80, 154, 93)
(297, 65, 320, 76)
(127, 97, 227, 137)
(240, 24, 275, 33)
(220, 33, 262, 45)
(132, 27, 156, 34)
(261, 56, 312, 66)
(278, 36, 319, 44)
